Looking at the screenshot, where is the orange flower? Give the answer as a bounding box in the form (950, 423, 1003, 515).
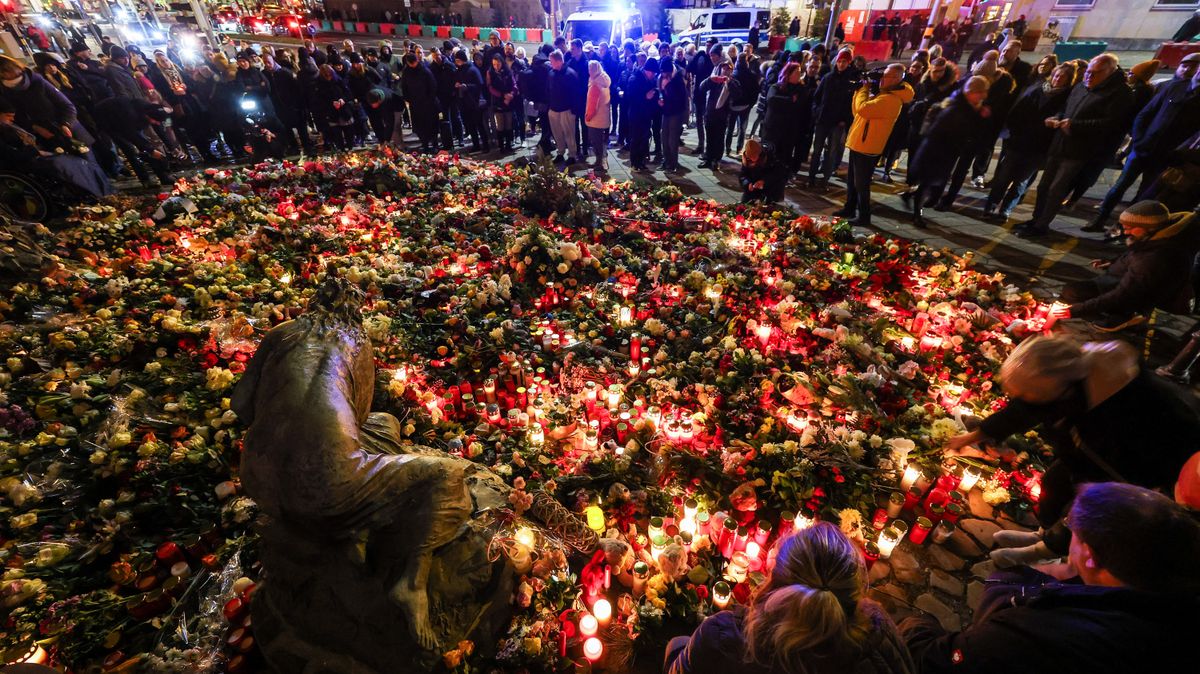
(442, 648, 463, 669)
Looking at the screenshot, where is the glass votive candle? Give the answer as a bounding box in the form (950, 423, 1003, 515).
(958, 466, 982, 491)
(583, 636, 603, 661)
(909, 517, 933, 545)
(593, 599, 612, 625)
(900, 463, 921, 491)
(887, 491, 905, 518)
(713, 581, 732, 609)
(863, 541, 881, 569)
(931, 519, 956, 544)
(877, 527, 902, 559)
(579, 613, 598, 637)
(944, 502, 965, 524)
(872, 508, 890, 531)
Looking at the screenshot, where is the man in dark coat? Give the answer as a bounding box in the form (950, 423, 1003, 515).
(93, 95, 174, 185)
(626, 57, 659, 171)
(1060, 202, 1199, 324)
(808, 48, 859, 188)
(520, 45, 553, 153)
(401, 53, 440, 152)
(998, 39, 1033, 92)
(1017, 54, 1133, 237)
(547, 49, 580, 162)
(428, 49, 461, 147)
(902, 482, 1200, 674)
(103, 46, 146, 101)
(453, 50, 488, 153)
(905, 78, 987, 227)
(688, 45, 715, 156)
(871, 14, 888, 41)
(0, 61, 93, 147)
(1087, 60, 1200, 231)
(66, 42, 113, 103)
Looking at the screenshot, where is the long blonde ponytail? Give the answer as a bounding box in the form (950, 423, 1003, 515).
(742, 522, 867, 673)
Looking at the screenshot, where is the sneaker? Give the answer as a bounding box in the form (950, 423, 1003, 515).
(554, 153, 566, 163)
(831, 208, 854, 218)
(971, 175, 986, 189)
(1081, 219, 1107, 233)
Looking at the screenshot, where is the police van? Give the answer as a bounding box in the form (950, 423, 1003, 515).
(676, 3, 770, 46)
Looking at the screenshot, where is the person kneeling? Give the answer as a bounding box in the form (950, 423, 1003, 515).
(739, 139, 785, 204)
(901, 482, 1200, 672)
(1053, 200, 1198, 331)
(663, 521, 914, 674)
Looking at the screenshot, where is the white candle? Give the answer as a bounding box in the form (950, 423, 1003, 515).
(583, 637, 603, 661)
(579, 613, 598, 637)
(958, 466, 982, 492)
(713, 581, 731, 609)
(593, 599, 612, 625)
(900, 463, 921, 491)
(877, 527, 903, 559)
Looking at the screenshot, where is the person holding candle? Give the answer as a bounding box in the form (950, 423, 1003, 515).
(663, 522, 914, 674)
(1050, 201, 1199, 331)
(945, 336, 1200, 568)
(900, 483, 1200, 673)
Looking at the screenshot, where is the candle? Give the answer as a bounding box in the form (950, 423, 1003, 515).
(528, 425, 544, 446)
(712, 580, 732, 609)
(579, 613, 598, 637)
(909, 517, 933, 545)
(900, 463, 921, 491)
(919, 334, 943, 352)
(583, 637, 603, 661)
(863, 541, 880, 569)
(778, 511, 796, 537)
(931, 519, 956, 544)
(944, 502, 964, 524)
(726, 552, 750, 583)
(746, 541, 763, 572)
(593, 598, 612, 625)
(585, 506, 605, 534)
(958, 466, 982, 492)
(515, 527, 537, 550)
(794, 513, 816, 530)
(648, 517, 664, 541)
(756, 323, 772, 347)
(887, 491, 905, 518)
(617, 305, 633, 326)
(683, 498, 699, 520)
(872, 508, 890, 531)
(630, 332, 642, 361)
(696, 510, 711, 537)
(754, 520, 772, 547)
(785, 408, 808, 432)
(877, 527, 902, 559)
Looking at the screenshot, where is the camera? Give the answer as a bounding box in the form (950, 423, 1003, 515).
(852, 68, 887, 94)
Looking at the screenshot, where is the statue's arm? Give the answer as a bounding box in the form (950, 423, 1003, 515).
(231, 327, 281, 425)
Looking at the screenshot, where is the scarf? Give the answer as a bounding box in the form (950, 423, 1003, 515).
(156, 56, 186, 94)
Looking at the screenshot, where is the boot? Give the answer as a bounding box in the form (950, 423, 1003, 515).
(993, 529, 1043, 548)
(991, 541, 1056, 568)
(1156, 330, 1200, 384)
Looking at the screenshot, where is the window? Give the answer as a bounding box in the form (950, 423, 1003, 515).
(1154, 0, 1200, 8)
(1053, 0, 1096, 7)
(712, 12, 750, 30)
(756, 10, 770, 30)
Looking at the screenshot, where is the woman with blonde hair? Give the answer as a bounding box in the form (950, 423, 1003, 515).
(664, 522, 913, 674)
(947, 335, 1200, 567)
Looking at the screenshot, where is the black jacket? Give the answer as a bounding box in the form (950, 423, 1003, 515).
(762, 77, 817, 148)
(1069, 211, 1199, 319)
(0, 69, 80, 134)
(908, 568, 1200, 674)
(1051, 71, 1134, 160)
(430, 59, 458, 105)
(661, 72, 688, 117)
(812, 66, 861, 127)
(65, 56, 113, 103)
(688, 51, 713, 103)
(1002, 82, 1070, 156)
(1131, 77, 1200, 161)
(910, 92, 983, 185)
(401, 63, 439, 117)
(547, 65, 579, 114)
(312, 73, 355, 125)
(979, 71, 1019, 136)
(700, 75, 730, 122)
(667, 602, 913, 674)
(454, 63, 485, 110)
(520, 53, 550, 106)
(1001, 57, 1033, 92)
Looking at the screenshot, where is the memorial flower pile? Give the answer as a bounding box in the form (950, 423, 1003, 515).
(0, 149, 1049, 671)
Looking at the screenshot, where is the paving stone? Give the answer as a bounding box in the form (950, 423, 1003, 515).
(868, 559, 892, 584)
(970, 559, 996, 581)
(968, 489, 994, 518)
(945, 530, 985, 558)
(960, 519, 1002, 548)
(915, 592, 962, 632)
(930, 569, 965, 598)
(926, 544, 969, 571)
(889, 547, 924, 584)
(869, 583, 910, 613)
(967, 581, 987, 612)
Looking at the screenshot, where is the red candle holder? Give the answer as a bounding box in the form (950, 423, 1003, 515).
(909, 517, 933, 545)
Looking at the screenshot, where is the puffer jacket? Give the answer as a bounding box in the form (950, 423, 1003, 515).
(846, 82, 915, 156)
(666, 601, 914, 674)
(584, 70, 611, 129)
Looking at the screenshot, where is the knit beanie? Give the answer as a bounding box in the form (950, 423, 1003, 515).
(1129, 59, 1160, 84)
(836, 47, 853, 62)
(69, 41, 89, 55)
(972, 59, 997, 81)
(109, 45, 128, 60)
(644, 57, 659, 73)
(1119, 200, 1171, 229)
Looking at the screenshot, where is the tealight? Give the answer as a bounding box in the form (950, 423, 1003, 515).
(958, 466, 982, 492)
(579, 613, 598, 637)
(593, 598, 612, 624)
(585, 506, 605, 534)
(583, 637, 603, 661)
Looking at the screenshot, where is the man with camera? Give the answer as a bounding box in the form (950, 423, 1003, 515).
(834, 64, 913, 226)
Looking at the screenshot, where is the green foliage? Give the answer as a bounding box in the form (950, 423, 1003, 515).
(771, 8, 791, 36)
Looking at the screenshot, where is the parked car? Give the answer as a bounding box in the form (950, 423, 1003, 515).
(213, 6, 241, 32)
(239, 14, 273, 34)
(677, 4, 770, 46)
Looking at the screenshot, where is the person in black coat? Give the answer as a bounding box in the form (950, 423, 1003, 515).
(312, 64, 355, 150)
(902, 483, 1200, 673)
(401, 53, 440, 152)
(761, 61, 816, 173)
(984, 63, 1074, 218)
(904, 59, 958, 179)
(265, 52, 314, 153)
(0, 59, 92, 150)
(626, 57, 659, 171)
(520, 45, 552, 153)
(687, 46, 714, 155)
(698, 61, 731, 169)
(659, 60, 688, 171)
(808, 48, 859, 187)
(737, 139, 784, 203)
(429, 49, 461, 146)
(724, 52, 759, 156)
(956, 59, 1017, 198)
(903, 77, 988, 227)
(453, 50, 488, 153)
(1017, 54, 1134, 237)
(65, 42, 113, 103)
(93, 95, 174, 185)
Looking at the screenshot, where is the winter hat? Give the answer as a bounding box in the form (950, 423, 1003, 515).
(964, 75, 989, 95)
(367, 88, 387, 105)
(69, 41, 89, 55)
(972, 58, 997, 81)
(643, 57, 659, 73)
(109, 45, 128, 60)
(835, 47, 853, 63)
(1129, 59, 1160, 84)
(1118, 200, 1171, 230)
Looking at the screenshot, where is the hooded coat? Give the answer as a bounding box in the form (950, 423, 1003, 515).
(0, 69, 92, 144)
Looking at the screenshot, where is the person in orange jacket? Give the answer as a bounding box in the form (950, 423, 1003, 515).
(833, 64, 913, 226)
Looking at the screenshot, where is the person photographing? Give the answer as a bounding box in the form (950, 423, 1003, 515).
(834, 64, 913, 226)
